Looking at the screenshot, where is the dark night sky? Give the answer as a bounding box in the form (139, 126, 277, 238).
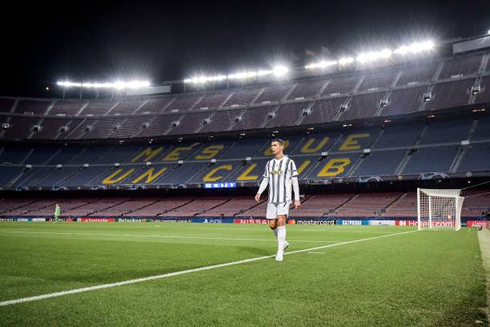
(1, 0, 489, 97)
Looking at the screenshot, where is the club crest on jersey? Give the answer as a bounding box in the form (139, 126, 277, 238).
(271, 170, 283, 175)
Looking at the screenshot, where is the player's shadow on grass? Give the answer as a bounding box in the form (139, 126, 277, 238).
(237, 246, 271, 256)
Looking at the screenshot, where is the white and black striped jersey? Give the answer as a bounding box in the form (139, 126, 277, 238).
(260, 156, 299, 204)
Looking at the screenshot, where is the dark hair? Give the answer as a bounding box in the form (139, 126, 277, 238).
(271, 138, 284, 146)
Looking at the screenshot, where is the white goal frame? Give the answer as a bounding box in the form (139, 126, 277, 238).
(417, 188, 464, 231)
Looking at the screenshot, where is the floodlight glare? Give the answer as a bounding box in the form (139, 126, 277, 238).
(356, 49, 392, 63)
(257, 70, 272, 77)
(272, 65, 289, 77)
(393, 41, 434, 55)
(184, 75, 227, 84)
(338, 57, 355, 65)
(57, 80, 150, 89)
(228, 71, 258, 80)
(185, 69, 278, 84)
(57, 81, 82, 88)
(305, 60, 337, 69)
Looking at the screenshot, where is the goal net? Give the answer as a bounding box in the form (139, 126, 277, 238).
(417, 188, 464, 231)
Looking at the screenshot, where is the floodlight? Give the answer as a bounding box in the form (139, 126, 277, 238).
(393, 41, 434, 55)
(272, 65, 289, 77)
(57, 80, 150, 89)
(338, 57, 355, 65)
(57, 81, 82, 88)
(184, 75, 226, 84)
(305, 60, 337, 69)
(228, 71, 257, 80)
(257, 70, 272, 77)
(356, 49, 392, 63)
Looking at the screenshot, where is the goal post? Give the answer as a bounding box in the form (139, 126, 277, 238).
(417, 188, 464, 231)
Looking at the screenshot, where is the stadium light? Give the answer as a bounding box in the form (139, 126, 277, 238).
(185, 68, 279, 84)
(356, 49, 393, 63)
(183, 38, 436, 78)
(393, 41, 434, 55)
(184, 75, 227, 84)
(272, 65, 289, 77)
(57, 80, 150, 89)
(227, 71, 259, 80)
(227, 70, 272, 81)
(305, 60, 337, 70)
(57, 81, 82, 88)
(338, 57, 355, 65)
(305, 40, 434, 70)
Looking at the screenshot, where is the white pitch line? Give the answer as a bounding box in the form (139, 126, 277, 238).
(0, 229, 418, 307)
(0, 230, 337, 244)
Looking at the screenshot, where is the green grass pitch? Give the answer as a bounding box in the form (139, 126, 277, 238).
(0, 222, 488, 326)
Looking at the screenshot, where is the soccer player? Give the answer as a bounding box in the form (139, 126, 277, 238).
(54, 204, 61, 222)
(255, 138, 300, 261)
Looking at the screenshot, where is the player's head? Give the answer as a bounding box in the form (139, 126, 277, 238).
(270, 138, 284, 156)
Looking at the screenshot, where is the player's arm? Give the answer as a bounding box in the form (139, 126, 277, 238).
(291, 161, 301, 208)
(255, 163, 269, 202)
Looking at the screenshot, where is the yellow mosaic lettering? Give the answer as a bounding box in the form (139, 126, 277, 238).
(131, 147, 164, 163)
(301, 137, 330, 153)
(317, 158, 351, 177)
(131, 167, 167, 184)
(195, 144, 225, 160)
(203, 165, 232, 182)
(237, 163, 259, 181)
(339, 133, 369, 151)
(162, 144, 199, 161)
(297, 160, 311, 175)
(102, 168, 136, 185)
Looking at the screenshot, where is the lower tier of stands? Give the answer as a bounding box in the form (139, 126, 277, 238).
(1, 190, 488, 219)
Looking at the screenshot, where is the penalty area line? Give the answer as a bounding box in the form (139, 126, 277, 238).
(0, 229, 418, 307)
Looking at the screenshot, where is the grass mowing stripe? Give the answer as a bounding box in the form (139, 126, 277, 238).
(0, 229, 418, 307)
(0, 230, 338, 243)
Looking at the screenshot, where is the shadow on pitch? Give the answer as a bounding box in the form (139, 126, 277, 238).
(237, 246, 271, 256)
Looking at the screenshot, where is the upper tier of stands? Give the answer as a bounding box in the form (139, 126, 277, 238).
(1, 50, 489, 141)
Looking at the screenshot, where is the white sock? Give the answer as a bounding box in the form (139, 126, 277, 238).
(273, 228, 278, 238)
(277, 226, 286, 254)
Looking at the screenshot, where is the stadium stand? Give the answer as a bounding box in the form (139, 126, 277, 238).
(289, 194, 354, 217)
(383, 192, 417, 218)
(1, 49, 488, 141)
(1, 48, 490, 223)
(0, 112, 489, 191)
(333, 192, 403, 217)
(2, 191, 486, 219)
(0, 98, 15, 113)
